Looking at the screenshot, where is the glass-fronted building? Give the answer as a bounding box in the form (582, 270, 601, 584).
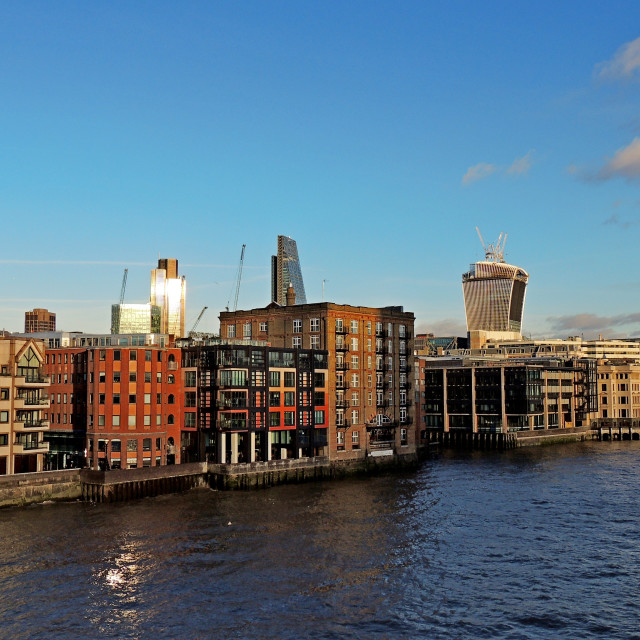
(271, 235, 307, 305)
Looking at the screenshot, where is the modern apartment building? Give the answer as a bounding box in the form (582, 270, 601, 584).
(418, 357, 598, 436)
(462, 232, 529, 349)
(0, 336, 50, 474)
(220, 300, 416, 460)
(271, 235, 307, 305)
(180, 341, 329, 464)
(24, 308, 56, 333)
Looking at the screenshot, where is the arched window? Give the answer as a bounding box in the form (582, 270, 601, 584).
(168, 415, 175, 425)
(168, 394, 175, 404)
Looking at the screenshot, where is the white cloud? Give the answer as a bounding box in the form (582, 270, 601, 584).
(462, 162, 497, 185)
(596, 137, 640, 182)
(595, 36, 640, 81)
(507, 150, 534, 175)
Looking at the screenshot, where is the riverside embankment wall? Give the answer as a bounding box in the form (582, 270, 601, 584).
(0, 469, 82, 508)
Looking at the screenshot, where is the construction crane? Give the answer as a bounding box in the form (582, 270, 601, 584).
(476, 227, 507, 263)
(120, 268, 128, 304)
(190, 306, 208, 333)
(227, 244, 246, 312)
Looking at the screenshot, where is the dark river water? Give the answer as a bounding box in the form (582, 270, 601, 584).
(2, 441, 640, 639)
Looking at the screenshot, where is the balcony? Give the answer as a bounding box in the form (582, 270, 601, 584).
(15, 393, 50, 406)
(335, 397, 348, 409)
(168, 361, 178, 371)
(216, 419, 248, 430)
(336, 418, 351, 429)
(335, 342, 349, 351)
(13, 438, 49, 452)
(16, 373, 50, 386)
(15, 418, 49, 431)
(335, 326, 349, 335)
(335, 361, 348, 371)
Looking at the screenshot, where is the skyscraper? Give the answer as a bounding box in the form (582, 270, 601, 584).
(150, 258, 186, 339)
(462, 230, 528, 348)
(271, 235, 307, 305)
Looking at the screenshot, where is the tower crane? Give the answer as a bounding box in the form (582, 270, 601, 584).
(190, 306, 208, 334)
(226, 244, 246, 312)
(120, 268, 128, 304)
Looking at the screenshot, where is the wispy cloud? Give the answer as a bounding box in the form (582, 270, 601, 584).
(603, 213, 639, 229)
(547, 312, 640, 337)
(462, 162, 497, 185)
(462, 151, 534, 186)
(569, 138, 640, 183)
(595, 137, 640, 182)
(595, 36, 640, 81)
(506, 150, 534, 175)
(416, 318, 467, 336)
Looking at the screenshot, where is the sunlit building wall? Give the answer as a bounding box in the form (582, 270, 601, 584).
(150, 258, 186, 339)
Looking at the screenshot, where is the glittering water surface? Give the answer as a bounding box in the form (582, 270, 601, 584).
(2, 441, 640, 639)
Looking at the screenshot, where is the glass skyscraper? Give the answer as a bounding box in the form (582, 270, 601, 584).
(150, 258, 186, 338)
(462, 241, 528, 348)
(271, 235, 307, 305)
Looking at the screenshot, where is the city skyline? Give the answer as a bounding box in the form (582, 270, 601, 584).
(1, 3, 640, 339)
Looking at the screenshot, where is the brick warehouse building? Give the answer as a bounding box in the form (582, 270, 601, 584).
(45, 344, 182, 470)
(219, 296, 416, 461)
(179, 341, 329, 464)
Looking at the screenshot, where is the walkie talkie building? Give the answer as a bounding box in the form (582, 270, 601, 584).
(462, 230, 528, 348)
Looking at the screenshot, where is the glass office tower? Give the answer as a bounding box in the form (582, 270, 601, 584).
(150, 258, 186, 338)
(271, 235, 307, 305)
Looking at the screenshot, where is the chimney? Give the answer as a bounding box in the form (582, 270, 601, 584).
(285, 282, 296, 306)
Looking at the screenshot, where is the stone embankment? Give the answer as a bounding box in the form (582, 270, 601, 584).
(0, 469, 82, 508)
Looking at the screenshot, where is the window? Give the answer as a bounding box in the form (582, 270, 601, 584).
(99, 349, 106, 361)
(367, 321, 372, 335)
(99, 394, 105, 404)
(351, 373, 359, 388)
(284, 372, 295, 387)
(0, 411, 9, 423)
(129, 394, 136, 404)
(270, 371, 280, 387)
(127, 439, 137, 451)
(99, 372, 106, 383)
(168, 375, 175, 384)
(399, 325, 406, 338)
(293, 336, 302, 348)
(284, 391, 295, 406)
(284, 411, 295, 426)
(352, 431, 359, 447)
(351, 355, 359, 369)
(144, 393, 151, 404)
(270, 392, 281, 407)
(113, 371, 121, 383)
(168, 394, 175, 404)
(310, 318, 320, 331)
(351, 338, 358, 351)
(314, 391, 325, 405)
(314, 372, 325, 388)
(144, 415, 151, 426)
(128, 416, 136, 427)
(351, 391, 359, 406)
(113, 393, 120, 404)
(129, 372, 136, 382)
(228, 324, 236, 338)
(145, 350, 152, 362)
(351, 409, 359, 424)
(113, 416, 120, 426)
(311, 335, 320, 349)
(350, 320, 358, 333)
(335, 318, 343, 332)
(337, 431, 344, 446)
(145, 372, 152, 383)
(0, 388, 8, 401)
(243, 322, 252, 338)
(185, 371, 196, 387)
(113, 350, 121, 361)
(293, 319, 302, 333)
(269, 412, 281, 427)
(259, 321, 268, 332)
(314, 410, 325, 425)
(130, 351, 137, 361)
(98, 415, 105, 426)
(400, 428, 408, 445)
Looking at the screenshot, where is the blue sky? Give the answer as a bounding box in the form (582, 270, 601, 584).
(2, 1, 640, 339)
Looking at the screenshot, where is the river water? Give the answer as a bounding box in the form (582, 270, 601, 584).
(1, 441, 639, 639)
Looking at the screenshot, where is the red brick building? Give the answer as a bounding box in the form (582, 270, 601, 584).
(219, 300, 416, 461)
(45, 345, 182, 469)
